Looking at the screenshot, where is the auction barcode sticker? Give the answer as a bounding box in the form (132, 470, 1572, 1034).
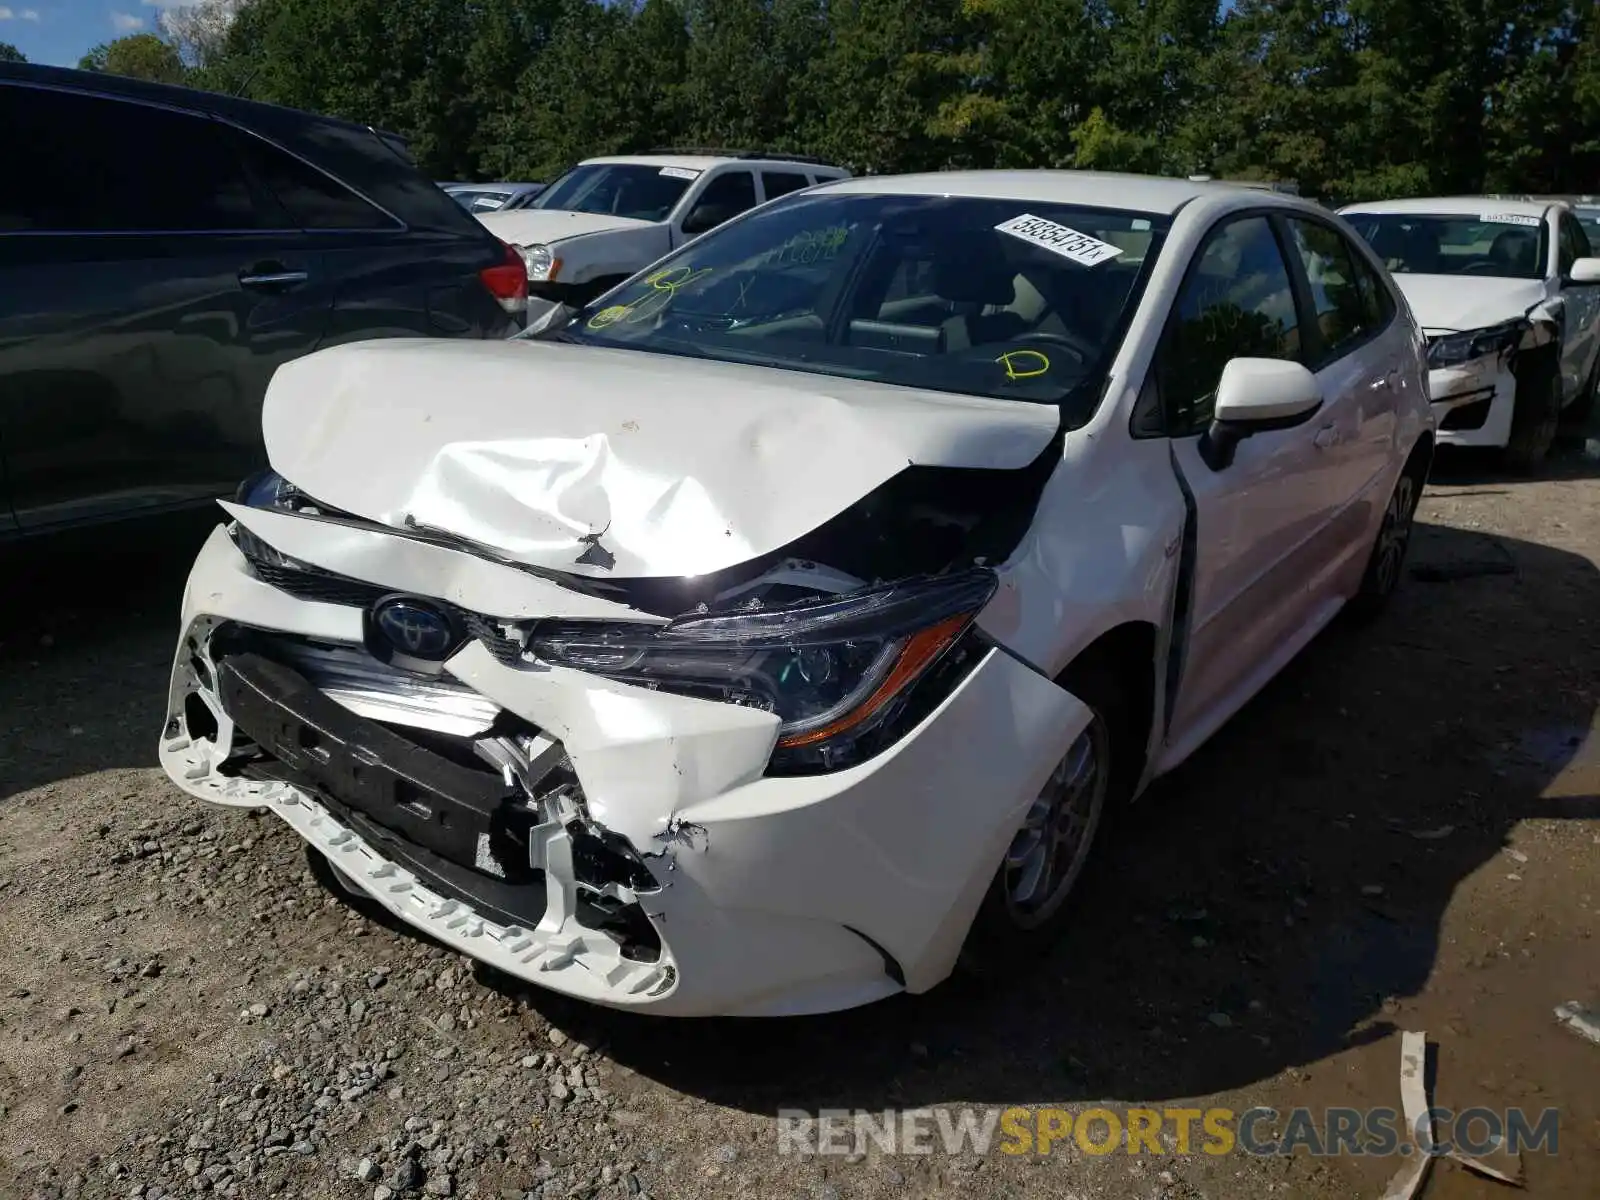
(995, 214, 1124, 267)
(1480, 212, 1542, 227)
(659, 166, 702, 180)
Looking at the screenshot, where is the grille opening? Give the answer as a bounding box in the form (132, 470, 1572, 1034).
(184, 692, 219, 742)
(1440, 396, 1492, 431)
(577, 891, 663, 962)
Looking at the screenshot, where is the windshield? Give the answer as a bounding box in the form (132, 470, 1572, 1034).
(531, 163, 695, 222)
(1347, 213, 1548, 280)
(541, 192, 1169, 412)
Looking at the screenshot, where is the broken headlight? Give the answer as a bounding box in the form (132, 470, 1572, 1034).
(1426, 319, 1525, 369)
(235, 469, 298, 510)
(527, 569, 998, 773)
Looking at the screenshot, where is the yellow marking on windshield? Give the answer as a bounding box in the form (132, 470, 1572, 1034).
(587, 305, 631, 329)
(997, 349, 1051, 380)
(765, 225, 850, 267)
(622, 266, 714, 324)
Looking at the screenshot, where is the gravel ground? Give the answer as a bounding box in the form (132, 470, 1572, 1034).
(2, 434, 1598, 1200)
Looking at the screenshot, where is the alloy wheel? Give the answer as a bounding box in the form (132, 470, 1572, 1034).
(1002, 715, 1110, 930)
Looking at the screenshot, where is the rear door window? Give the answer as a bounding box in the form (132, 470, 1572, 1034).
(229, 129, 399, 230)
(762, 171, 812, 202)
(0, 84, 260, 233)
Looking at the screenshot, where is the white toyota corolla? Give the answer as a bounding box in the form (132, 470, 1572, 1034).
(159, 172, 1434, 1017)
(1340, 196, 1600, 469)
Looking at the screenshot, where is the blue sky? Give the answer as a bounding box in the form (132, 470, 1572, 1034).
(0, 0, 188, 66)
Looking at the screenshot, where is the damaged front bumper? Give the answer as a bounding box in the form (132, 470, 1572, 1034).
(1425, 357, 1515, 445)
(159, 521, 1088, 1017)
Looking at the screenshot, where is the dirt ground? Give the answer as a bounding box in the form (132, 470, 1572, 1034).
(1, 432, 1597, 1200)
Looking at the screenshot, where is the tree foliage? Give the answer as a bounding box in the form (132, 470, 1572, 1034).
(79, 34, 188, 84)
(81, 0, 1600, 202)
(0, 41, 24, 64)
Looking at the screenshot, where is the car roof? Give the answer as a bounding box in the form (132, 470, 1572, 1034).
(579, 154, 841, 173)
(448, 182, 541, 192)
(808, 170, 1307, 216)
(1, 60, 392, 141)
(1339, 196, 1555, 219)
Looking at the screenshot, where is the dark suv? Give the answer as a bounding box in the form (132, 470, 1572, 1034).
(0, 64, 526, 537)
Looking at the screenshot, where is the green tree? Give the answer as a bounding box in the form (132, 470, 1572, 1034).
(166, 0, 1600, 199)
(503, 0, 645, 177)
(78, 34, 187, 84)
(0, 41, 25, 64)
(219, 0, 479, 177)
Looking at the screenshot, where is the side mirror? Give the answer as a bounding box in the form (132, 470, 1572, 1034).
(681, 205, 731, 236)
(1199, 358, 1323, 471)
(1564, 256, 1600, 285)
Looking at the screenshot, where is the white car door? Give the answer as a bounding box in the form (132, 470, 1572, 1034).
(1555, 210, 1600, 398)
(1279, 216, 1406, 589)
(1155, 214, 1331, 750)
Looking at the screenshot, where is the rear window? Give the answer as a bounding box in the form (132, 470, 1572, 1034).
(550, 191, 1169, 415)
(1347, 212, 1548, 280)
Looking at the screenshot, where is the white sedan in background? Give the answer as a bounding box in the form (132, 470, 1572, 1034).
(159, 172, 1433, 1016)
(1341, 196, 1600, 468)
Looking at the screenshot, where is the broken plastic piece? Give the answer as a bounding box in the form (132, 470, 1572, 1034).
(1380, 1031, 1433, 1200)
(1554, 999, 1600, 1046)
(1448, 1135, 1525, 1188)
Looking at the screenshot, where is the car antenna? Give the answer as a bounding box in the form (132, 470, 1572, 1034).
(231, 64, 260, 99)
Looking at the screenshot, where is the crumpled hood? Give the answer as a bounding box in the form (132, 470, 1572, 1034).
(260, 339, 1060, 579)
(1391, 274, 1549, 333)
(476, 208, 655, 244)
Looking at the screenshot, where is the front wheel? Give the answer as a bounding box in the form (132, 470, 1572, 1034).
(1563, 356, 1598, 427)
(960, 682, 1126, 971)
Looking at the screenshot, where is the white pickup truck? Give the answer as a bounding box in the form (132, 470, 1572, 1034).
(477, 151, 850, 311)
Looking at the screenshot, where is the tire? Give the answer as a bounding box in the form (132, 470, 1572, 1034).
(1347, 459, 1423, 622)
(1563, 356, 1597, 428)
(1504, 350, 1562, 472)
(959, 666, 1136, 972)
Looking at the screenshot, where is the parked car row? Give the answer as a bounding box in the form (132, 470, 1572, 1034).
(440, 180, 546, 214)
(476, 150, 851, 308)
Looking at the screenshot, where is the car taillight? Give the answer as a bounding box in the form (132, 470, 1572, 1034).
(479, 242, 528, 315)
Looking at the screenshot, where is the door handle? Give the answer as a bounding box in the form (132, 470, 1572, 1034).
(1367, 371, 1397, 392)
(1313, 424, 1339, 449)
(238, 267, 308, 289)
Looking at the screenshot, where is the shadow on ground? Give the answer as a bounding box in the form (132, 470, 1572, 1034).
(495, 519, 1600, 1115)
(0, 511, 219, 799)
